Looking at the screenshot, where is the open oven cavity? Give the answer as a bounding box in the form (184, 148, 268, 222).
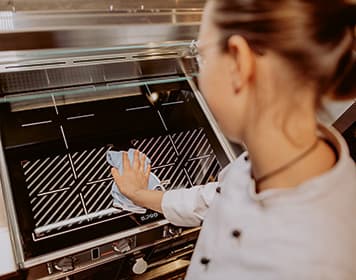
(0, 79, 230, 259)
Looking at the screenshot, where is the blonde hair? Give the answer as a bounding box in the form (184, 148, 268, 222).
(211, 0, 356, 102)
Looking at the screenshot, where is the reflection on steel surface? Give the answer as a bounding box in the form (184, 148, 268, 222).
(0, 0, 205, 12)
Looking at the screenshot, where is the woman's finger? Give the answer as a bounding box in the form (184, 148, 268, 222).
(145, 164, 151, 178)
(133, 149, 140, 169)
(122, 152, 130, 171)
(140, 153, 147, 172)
(111, 167, 121, 183)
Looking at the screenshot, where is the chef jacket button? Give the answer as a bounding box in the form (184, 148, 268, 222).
(244, 155, 249, 161)
(216, 186, 221, 194)
(200, 257, 210, 265)
(232, 230, 241, 239)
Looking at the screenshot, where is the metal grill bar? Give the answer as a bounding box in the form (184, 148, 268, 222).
(34, 157, 72, 194)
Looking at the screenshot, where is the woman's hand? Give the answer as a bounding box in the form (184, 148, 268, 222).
(111, 149, 151, 200)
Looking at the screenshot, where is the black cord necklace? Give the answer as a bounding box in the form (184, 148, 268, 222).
(254, 137, 320, 185)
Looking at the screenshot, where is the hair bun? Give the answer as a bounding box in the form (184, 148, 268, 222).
(341, 3, 356, 27)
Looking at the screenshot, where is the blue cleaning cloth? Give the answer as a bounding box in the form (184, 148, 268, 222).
(107, 148, 163, 214)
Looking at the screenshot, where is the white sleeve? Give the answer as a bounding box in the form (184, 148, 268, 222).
(161, 182, 219, 227)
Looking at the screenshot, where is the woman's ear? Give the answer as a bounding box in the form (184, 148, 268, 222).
(227, 35, 255, 94)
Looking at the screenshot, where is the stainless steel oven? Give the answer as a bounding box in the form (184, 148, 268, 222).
(0, 1, 241, 279)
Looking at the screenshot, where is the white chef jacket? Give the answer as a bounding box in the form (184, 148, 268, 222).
(162, 124, 356, 280)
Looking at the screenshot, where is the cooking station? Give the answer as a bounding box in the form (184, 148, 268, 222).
(0, 1, 240, 279)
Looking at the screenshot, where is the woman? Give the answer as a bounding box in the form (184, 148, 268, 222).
(111, 0, 356, 278)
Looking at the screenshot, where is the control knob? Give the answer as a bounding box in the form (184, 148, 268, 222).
(54, 257, 74, 272)
(113, 238, 132, 254)
(132, 257, 148, 275)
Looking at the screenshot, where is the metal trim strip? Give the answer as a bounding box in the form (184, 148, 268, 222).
(178, 58, 239, 162)
(23, 219, 170, 268)
(0, 135, 25, 268)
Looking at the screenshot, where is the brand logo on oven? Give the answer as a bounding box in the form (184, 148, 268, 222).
(140, 212, 159, 222)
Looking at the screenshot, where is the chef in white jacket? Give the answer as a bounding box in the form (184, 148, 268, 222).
(111, 0, 356, 279)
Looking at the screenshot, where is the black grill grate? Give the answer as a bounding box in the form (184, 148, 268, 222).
(22, 127, 221, 238)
